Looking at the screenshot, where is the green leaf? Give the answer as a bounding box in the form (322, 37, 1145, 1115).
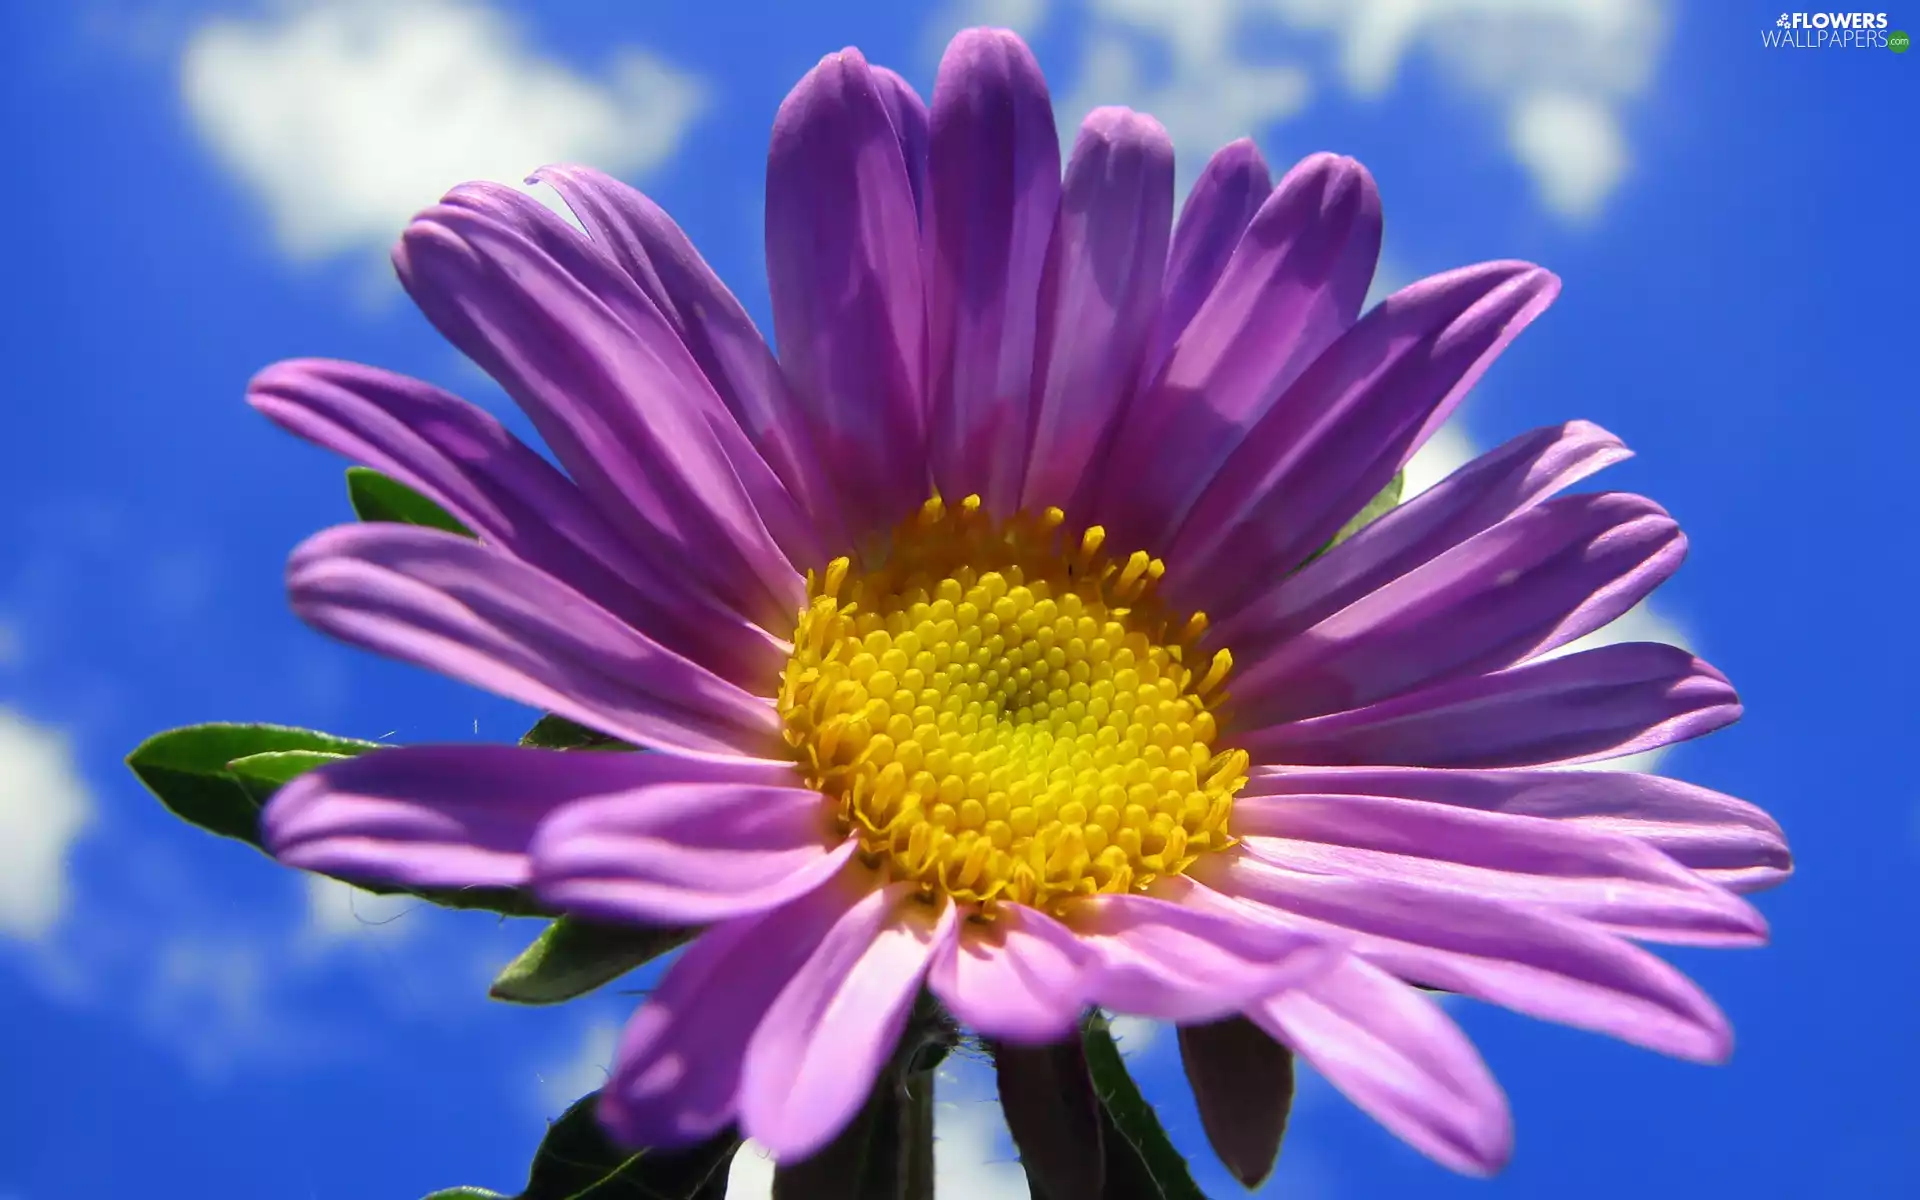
(1082, 1013, 1209, 1200)
(126, 722, 382, 848)
(1304, 470, 1405, 566)
(425, 1090, 740, 1200)
(346, 466, 475, 537)
(490, 917, 694, 1005)
(520, 714, 637, 752)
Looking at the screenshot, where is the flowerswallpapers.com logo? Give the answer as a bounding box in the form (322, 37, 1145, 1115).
(1763, 11, 1908, 48)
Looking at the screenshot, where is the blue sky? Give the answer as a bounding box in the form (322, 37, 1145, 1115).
(1, 1, 1914, 1197)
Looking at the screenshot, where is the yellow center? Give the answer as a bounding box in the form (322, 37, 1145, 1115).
(778, 495, 1246, 915)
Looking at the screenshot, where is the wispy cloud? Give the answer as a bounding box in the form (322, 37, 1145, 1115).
(181, 0, 706, 263)
(536, 1017, 623, 1114)
(301, 873, 420, 944)
(1269, 0, 1665, 220)
(136, 932, 337, 1078)
(21, 815, 527, 1078)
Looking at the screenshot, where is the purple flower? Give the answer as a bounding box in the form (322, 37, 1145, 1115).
(252, 27, 1790, 1178)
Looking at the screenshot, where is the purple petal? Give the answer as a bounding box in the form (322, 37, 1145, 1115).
(765, 48, 928, 539)
(1213, 420, 1631, 659)
(925, 28, 1062, 516)
(262, 744, 793, 892)
(1231, 492, 1686, 727)
(249, 359, 785, 689)
(871, 67, 930, 218)
(600, 876, 866, 1147)
(1248, 956, 1511, 1176)
(1231, 792, 1767, 945)
(1240, 642, 1741, 769)
(1096, 154, 1382, 553)
(1166, 263, 1560, 619)
(529, 784, 855, 924)
(1022, 107, 1174, 513)
(1249, 765, 1790, 893)
(1185, 857, 1734, 1062)
(1148, 139, 1273, 377)
(396, 184, 807, 630)
(1062, 890, 1334, 1023)
(928, 903, 1097, 1044)
(741, 885, 957, 1159)
(528, 165, 850, 557)
(287, 524, 782, 758)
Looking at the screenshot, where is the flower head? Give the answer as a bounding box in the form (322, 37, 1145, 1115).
(254, 26, 1790, 1178)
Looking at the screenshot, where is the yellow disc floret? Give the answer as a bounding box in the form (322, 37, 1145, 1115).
(778, 495, 1247, 915)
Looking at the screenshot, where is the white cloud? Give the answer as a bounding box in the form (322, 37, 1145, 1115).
(1507, 88, 1627, 220)
(945, 0, 1665, 219)
(1239, 0, 1665, 218)
(181, 0, 705, 262)
(0, 708, 95, 941)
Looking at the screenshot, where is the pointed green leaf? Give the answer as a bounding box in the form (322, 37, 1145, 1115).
(126, 722, 382, 848)
(1082, 1013, 1210, 1200)
(490, 917, 694, 1005)
(520, 714, 638, 752)
(1304, 470, 1405, 566)
(346, 466, 475, 537)
(422, 1191, 506, 1200)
